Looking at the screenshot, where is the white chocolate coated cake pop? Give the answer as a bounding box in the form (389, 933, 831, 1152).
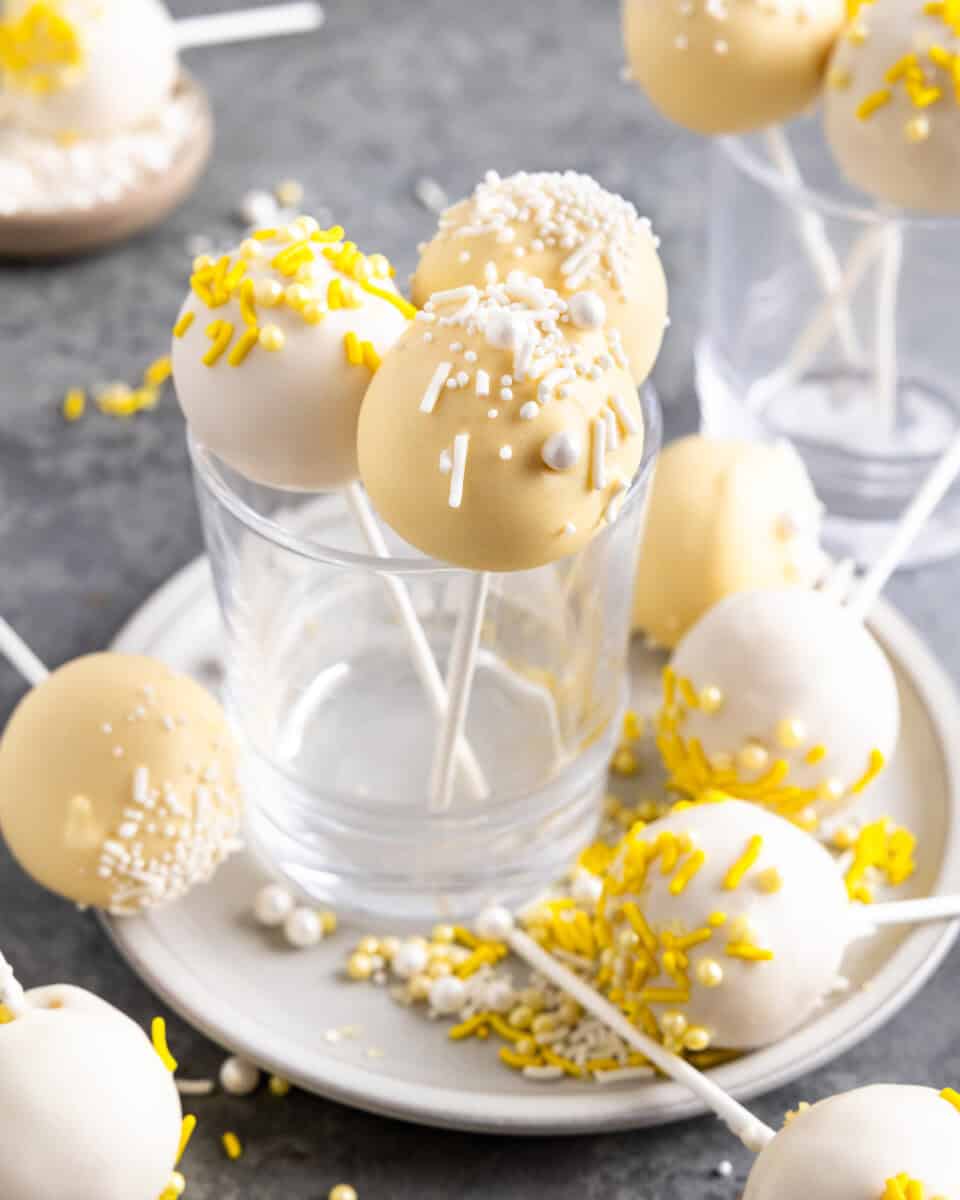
(358, 272, 647, 571)
(622, 0, 845, 135)
(0, 0, 178, 139)
(412, 170, 668, 384)
(0, 983, 184, 1200)
(0, 653, 241, 914)
(743, 1085, 960, 1198)
(172, 218, 413, 490)
(632, 437, 827, 648)
(600, 799, 851, 1051)
(659, 589, 899, 824)
(824, 0, 960, 213)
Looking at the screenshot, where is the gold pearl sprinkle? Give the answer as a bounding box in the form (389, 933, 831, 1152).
(776, 718, 807, 749)
(756, 867, 784, 895)
(738, 743, 769, 773)
(906, 115, 931, 143)
(660, 1011, 688, 1038)
(696, 958, 725, 989)
(259, 324, 286, 352)
(828, 67, 852, 90)
(699, 685, 724, 714)
(683, 1026, 711, 1053)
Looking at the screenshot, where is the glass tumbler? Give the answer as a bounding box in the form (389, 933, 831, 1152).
(189, 387, 660, 924)
(698, 117, 960, 566)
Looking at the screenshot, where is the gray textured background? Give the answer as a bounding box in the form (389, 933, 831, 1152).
(2, 1, 959, 1195)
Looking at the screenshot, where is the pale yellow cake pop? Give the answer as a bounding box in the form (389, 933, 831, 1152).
(0, 653, 242, 914)
(358, 273, 647, 571)
(411, 170, 668, 385)
(633, 436, 827, 647)
(622, 0, 845, 135)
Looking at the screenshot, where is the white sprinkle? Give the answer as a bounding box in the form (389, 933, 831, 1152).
(133, 765, 150, 806)
(674, 32, 689, 49)
(541, 430, 582, 471)
(561, 232, 602, 277)
(522, 1066, 566, 1081)
(449, 434, 470, 509)
(609, 393, 640, 435)
(465, 349, 478, 363)
(420, 362, 452, 413)
(439, 449, 451, 474)
(604, 408, 619, 451)
(591, 417, 607, 489)
(593, 1066, 656, 1085)
(476, 369, 490, 397)
(715, 38, 729, 53)
(605, 480, 628, 524)
(456, 371, 470, 387)
(112, 746, 125, 759)
(415, 176, 449, 214)
(101, 723, 112, 734)
(563, 520, 577, 535)
(499, 446, 513, 461)
(430, 285, 477, 308)
(487, 408, 499, 419)
(519, 401, 539, 421)
(714, 1161, 734, 1179)
(458, 250, 471, 263)
(177, 1079, 216, 1097)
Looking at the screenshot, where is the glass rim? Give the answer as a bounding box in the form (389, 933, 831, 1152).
(718, 132, 960, 231)
(188, 381, 662, 576)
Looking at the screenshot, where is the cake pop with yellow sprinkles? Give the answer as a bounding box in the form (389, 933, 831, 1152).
(411, 170, 668, 384)
(0, 652, 242, 914)
(658, 588, 899, 826)
(172, 216, 414, 491)
(0, 956, 192, 1200)
(358, 270, 649, 572)
(743, 1085, 960, 1198)
(824, 0, 960, 213)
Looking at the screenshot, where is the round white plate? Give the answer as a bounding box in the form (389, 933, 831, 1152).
(103, 557, 960, 1135)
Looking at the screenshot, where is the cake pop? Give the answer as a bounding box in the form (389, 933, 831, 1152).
(358, 271, 646, 572)
(658, 588, 899, 822)
(743, 1085, 960, 1198)
(622, 0, 846, 136)
(0, 960, 188, 1200)
(0, 652, 242, 914)
(824, 0, 960, 213)
(411, 170, 668, 384)
(172, 218, 414, 491)
(632, 436, 827, 648)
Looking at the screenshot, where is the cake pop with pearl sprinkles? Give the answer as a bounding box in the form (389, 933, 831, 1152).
(358, 270, 650, 572)
(172, 217, 414, 490)
(824, 0, 960, 213)
(622, 0, 846, 135)
(411, 170, 668, 384)
(0, 652, 242, 914)
(658, 588, 899, 824)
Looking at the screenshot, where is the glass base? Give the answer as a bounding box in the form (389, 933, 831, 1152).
(697, 338, 960, 568)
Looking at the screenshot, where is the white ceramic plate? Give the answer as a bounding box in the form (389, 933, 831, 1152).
(103, 557, 960, 1135)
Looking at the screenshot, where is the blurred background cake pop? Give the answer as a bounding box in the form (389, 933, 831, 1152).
(659, 588, 899, 822)
(632, 436, 828, 648)
(622, 0, 846, 135)
(172, 218, 413, 490)
(824, 0, 960, 213)
(412, 170, 668, 383)
(358, 271, 648, 572)
(0, 652, 241, 914)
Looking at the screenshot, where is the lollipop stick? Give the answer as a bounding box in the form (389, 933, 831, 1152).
(175, 2, 324, 50)
(501, 921, 775, 1151)
(874, 220, 903, 436)
(428, 572, 490, 813)
(344, 485, 488, 801)
(0, 615, 48, 687)
(854, 896, 960, 929)
(763, 127, 863, 364)
(0, 951, 28, 1017)
(847, 426, 960, 620)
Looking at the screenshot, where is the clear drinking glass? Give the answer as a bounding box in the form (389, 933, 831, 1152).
(698, 116, 960, 566)
(189, 387, 660, 924)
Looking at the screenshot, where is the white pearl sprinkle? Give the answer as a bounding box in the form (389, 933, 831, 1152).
(499, 446, 513, 461)
(476, 905, 515, 941)
(392, 940, 429, 979)
(284, 906, 324, 949)
(430, 975, 467, 1015)
(567, 291, 607, 330)
(254, 883, 295, 927)
(220, 1056, 261, 1096)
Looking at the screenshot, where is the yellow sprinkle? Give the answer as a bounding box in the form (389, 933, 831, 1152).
(228, 327, 260, 367)
(677, 677, 700, 709)
(850, 748, 886, 795)
(708, 911, 727, 927)
(498, 1046, 544, 1070)
(756, 867, 783, 894)
(173, 311, 195, 339)
(175, 1115, 197, 1166)
(203, 320, 234, 366)
(62, 387, 86, 422)
(726, 942, 774, 962)
(311, 224, 345, 244)
(144, 356, 172, 387)
(623, 709, 644, 741)
(238, 279, 259, 328)
(362, 341, 381, 371)
(344, 331, 364, 366)
(540, 1048, 584, 1077)
(804, 744, 827, 765)
(352, 275, 418, 319)
(222, 1131, 243, 1161)
(259, 324, 286, 352)
(857, 89, 893, 120)
(449, 1012, 494, 1040)
(0, 1005, 13, 1024)
(886, 53, 919, 84)
(940, 1087, 960, 1113)
(611, 747, 638, 776)
(669, 849, 707, 896)
(638, 987, 690, 1004)
(723, 835, 763, 891)
(252, 227, 279, 241)
(268, 1076, 291, 1097)
(151, 1017, 178, 1073)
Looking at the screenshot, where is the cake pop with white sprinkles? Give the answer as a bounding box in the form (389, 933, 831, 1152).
(172, 216, 414, 490)
(358, 270, 649, 571)
(0, 653, 241, 914)
(412, 170, 668, 384)
(824, 0, 960, 213)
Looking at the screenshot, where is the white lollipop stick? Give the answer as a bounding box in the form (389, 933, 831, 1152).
(344, 484, 488, 801)
(428, 572, 490, 813)
(175, 2, 324, 50)
(873, 221, 903, 435)
(763, 127, 864, 364)
(853, 895, 960, 929)
(847, 426, 960, 620)
(482, 912, 775, 1152)
(0, 951, 28, 1017)
(0, 615, 47, 687)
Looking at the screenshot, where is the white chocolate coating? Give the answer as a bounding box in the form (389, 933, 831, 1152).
(632, 436, 827, 648)
(1, 0, 178, 139)
(602, 799, 850, 1050)
(661, 589, 900, 821)
(623, 0, 844, 135)
(0, 653, 241, 914)
(824, 0, 960, 213)
(744, 1085, 960, 1198)
(412, 170, 668, 384)
(358, 273, 645, 571)
(0, 984, 183, 1200)
(172, 220, 412, 491)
